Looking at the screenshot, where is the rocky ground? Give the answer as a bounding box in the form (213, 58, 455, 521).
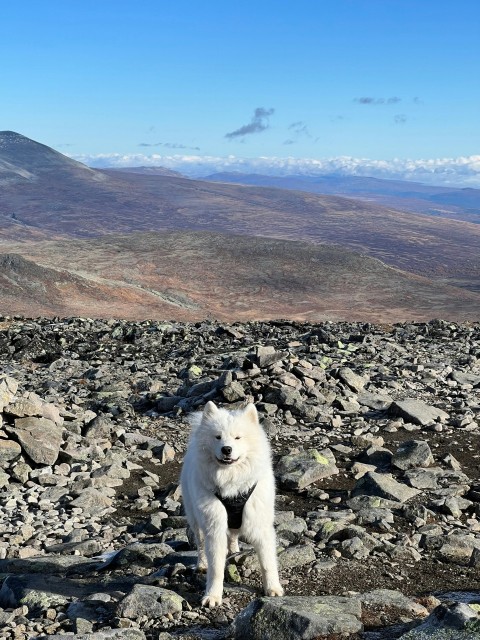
(1, 316, 480, 639)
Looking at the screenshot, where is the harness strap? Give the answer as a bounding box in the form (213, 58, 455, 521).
(215, 483, 257, 529)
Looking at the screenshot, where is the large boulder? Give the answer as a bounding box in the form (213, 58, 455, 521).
(276, 448, 338, 490)
(233, 595, 363, 640)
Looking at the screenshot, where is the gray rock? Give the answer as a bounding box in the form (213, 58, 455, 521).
(392, 440, 435, 470)
(353, 471, 421, 503)
(264, 385, 304, 412)
(276, 448, 339, 490)
(111, 542, 174, 568)
(390, 399, 449, 426)
(292, 364, 326, 382)
(0, 439, 22, 466)
(69, 488, 113, 514)
(0, 574, 70, 610)
(276, 517, 308, 543)
(250, 345, 285, 368)
(360, 445, 393, 468)
(11, 416, 63, 465)
(84, 414, 115, 439)
(405, 467, 442, 489)
(222, 381, 246, 402)
(357, 389, 393, 410)
(450, 370, 480, 387)
(233, 595, 363, 639)
(399, 602, 480, 639)
(5, 392, 63, 425)
(0, 555, 99, 575)
(116, 584, 183, 619)
(438, 536, 480, 564)
(360, 589, 429, 626)
(0, 375, 19, 410)
(0, 471, 9, 488)
(278, 544, 316, 570)
(337, 367, 368, 393)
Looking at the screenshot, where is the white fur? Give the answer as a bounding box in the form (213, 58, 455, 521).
(180, 401, 284, 608)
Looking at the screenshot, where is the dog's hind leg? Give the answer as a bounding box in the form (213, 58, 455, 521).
(227, 529, 240, 554)
(192, 525, 208, 572)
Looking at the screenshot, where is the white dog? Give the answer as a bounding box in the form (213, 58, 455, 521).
(180, 401, 284, 608)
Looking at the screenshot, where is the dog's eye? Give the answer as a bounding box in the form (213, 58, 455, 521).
(235, 436, 241, 440)
(215, 435, 221, 440)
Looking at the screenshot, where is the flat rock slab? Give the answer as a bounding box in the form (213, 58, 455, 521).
(353, 471, 421, 503)
(116, 584, 184, 619)
(276, 448, 338, 490)
(389, 399, 449, 426)
(233, 595, 363, 639)
(357, 389, 393, 410)
(0, 555, 100, 575)
(0, 573, 100, 610)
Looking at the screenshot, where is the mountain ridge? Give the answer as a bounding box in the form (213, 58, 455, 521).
(203, 171, 480, 223)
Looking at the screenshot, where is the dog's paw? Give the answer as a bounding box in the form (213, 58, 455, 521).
(265, 584, 284, 597)
(201, 594, 222, 608)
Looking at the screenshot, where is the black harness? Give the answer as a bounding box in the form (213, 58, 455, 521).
(215, 484, 257, 529)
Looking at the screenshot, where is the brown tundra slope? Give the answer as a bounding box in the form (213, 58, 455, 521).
(2, 232, 479, 323)
(0, 131, 479, 321)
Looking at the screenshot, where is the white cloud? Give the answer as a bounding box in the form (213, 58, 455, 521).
(69, 152, 480, 188)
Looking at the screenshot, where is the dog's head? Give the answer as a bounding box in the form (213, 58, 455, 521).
(196, 401, 262, 466)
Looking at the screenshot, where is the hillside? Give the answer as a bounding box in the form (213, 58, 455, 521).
(3, 232, 480, 322)
(0, 131, 479, 320)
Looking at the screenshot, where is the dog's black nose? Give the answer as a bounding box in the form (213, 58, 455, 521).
(221, 446, 232, 456)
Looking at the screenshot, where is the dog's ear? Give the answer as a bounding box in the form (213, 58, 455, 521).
(243, 403, 259, 425)
(203, 401, 219, 420)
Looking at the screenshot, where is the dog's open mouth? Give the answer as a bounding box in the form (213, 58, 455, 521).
(216, 457, 239, 465)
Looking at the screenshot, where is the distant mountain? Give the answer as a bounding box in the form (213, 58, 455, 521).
(204, 172, 480, 223)
(0, 131, 479, 321)
(108, 166, 184, 178)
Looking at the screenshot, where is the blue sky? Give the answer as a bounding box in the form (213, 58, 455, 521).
(1, 0, 480, 185)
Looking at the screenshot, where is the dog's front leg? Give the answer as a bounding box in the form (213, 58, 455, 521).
(202, 526, 228, 608)
(253, 527, 284, 597)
